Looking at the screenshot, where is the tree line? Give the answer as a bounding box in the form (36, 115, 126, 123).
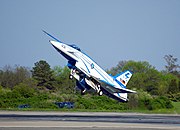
(0, 54, 179, 110)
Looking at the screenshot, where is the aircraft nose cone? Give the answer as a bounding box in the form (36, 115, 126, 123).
(50, 40, 57, 46)
(49, 40, 61, 47)
(49, 40, 64, 52)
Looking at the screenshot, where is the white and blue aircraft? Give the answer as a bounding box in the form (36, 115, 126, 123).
(43, 31, 136, 102)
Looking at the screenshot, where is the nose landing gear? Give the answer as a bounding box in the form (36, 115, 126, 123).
(81, 88, 87, 95)
(69, 75, 73, 79)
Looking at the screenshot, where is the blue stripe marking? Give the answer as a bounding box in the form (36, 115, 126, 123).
(80, 53, 109, 82)
(94, 68, 108, 82)
(82, 51, 101, 68)
(115, 79, 126, 88)
(117, 93, 121, 97)
(81, 52, 109, 83)
(76, 47, 113, 84)
(80, 58, 90, 73)
(100, 79, 115, 87)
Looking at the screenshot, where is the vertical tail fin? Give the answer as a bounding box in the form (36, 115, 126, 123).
(114, 70, 132, 87)
(113, 70, 133, 102)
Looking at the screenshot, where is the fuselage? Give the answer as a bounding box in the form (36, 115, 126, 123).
(50, 40, 130, 101)
(50, 41, 123, 89)
(43, 30, 136, 102)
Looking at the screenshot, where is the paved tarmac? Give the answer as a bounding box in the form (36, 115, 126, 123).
(0, 111, 179, 130)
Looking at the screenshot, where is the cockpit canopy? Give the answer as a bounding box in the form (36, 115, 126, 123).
(69, 44, 81, 51)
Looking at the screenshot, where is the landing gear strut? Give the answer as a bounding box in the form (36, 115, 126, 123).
(97, 84, 103, 96)
(81, 88, 86, 95)
(69, 69, 76, 80)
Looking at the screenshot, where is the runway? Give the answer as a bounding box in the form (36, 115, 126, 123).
(0, 111, 179, 130)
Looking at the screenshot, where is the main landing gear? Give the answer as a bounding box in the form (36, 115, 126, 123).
(97, 84, 103, 96)
(98, 90, 103, 96)
(69, 68, 103, 96)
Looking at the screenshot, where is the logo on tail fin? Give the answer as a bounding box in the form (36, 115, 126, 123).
(125, 73, 130, 78)
(114, 70, 132, 86)
(120, 78, 126, 85)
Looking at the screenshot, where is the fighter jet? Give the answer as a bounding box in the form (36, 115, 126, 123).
(43, 31, 136, 102)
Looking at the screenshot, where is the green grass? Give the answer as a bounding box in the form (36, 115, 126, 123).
(1, 102, 180, 114)
(172, 102, 180, 114)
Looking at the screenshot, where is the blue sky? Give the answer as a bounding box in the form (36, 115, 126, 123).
(0, 0, 179, 71)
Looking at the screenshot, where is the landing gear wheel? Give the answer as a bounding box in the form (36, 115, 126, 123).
(69, 75, 73, 79)
(98, 90, 103, 96)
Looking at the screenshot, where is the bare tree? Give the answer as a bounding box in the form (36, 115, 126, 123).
(164, 54, 180, 74)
